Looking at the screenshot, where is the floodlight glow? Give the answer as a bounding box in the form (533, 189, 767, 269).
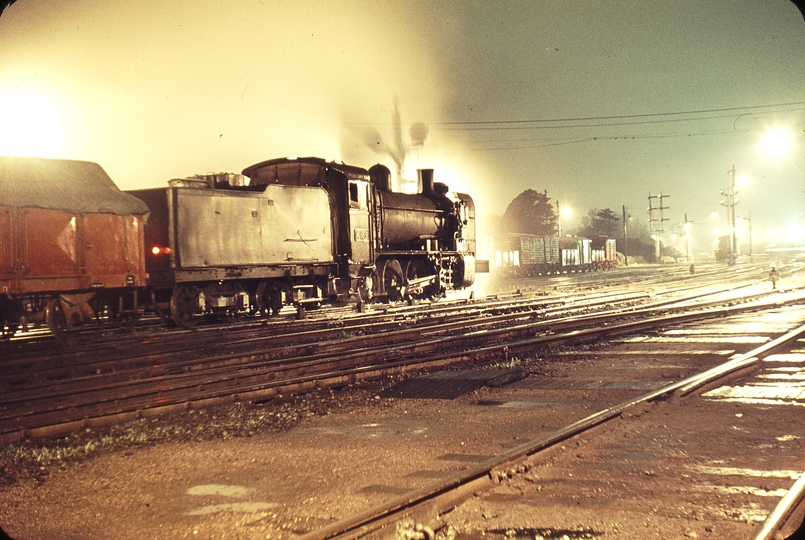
(762, 128, 793, 157)
(783, 223, 805, 243)
(0, 86, 66, 157)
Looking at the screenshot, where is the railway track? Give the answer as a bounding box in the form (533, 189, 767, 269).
(2, 264, 805, 540)
(0, 268, 799, 446)
(295, 302, 805, 540)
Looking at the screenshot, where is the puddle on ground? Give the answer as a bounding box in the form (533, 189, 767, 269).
(186, 484, 277, 516)
(764, 353, 805, 363)
(475, 400, 598, 409)
(690, 465, 801, 479)
(694, 484, 790, 497)
(558, 349, 734, 355)
(620, 336, 769, 344)
(188, 502, 278, 515)
(456, 527, 602, 539)
(703, 385, 805, 404)
(709, 503, 769, 523)
(664, 325, 790, 334)
(187, 484, 254, 497)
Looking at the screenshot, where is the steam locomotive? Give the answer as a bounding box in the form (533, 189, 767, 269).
(0, 155, 480, 337)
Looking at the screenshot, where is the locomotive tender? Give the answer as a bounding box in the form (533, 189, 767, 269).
(0, 156, 149, 337)
(130, 156, 478, 328)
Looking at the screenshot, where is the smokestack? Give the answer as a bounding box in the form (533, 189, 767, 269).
(418, 168, 435, 196)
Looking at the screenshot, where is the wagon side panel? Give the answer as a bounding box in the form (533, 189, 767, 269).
(18, 207, 84, 293)
(0, 206, 19, 295)
(82, 213, 147, 288)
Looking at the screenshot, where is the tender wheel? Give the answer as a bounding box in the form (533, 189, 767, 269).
(252, 282, 269, 317)
(45, 298, 67, 338)
(170, 285, 200, 329)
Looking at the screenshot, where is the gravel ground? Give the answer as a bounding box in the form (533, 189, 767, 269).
(3, 301, 805, 540)
(0, 382, 393, 488)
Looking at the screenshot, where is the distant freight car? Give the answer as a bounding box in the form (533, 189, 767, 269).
(559, 235, 592, 267)
(495, 233, 561, 275)
(590, 235, 618, 270)
(0, 156, 149, 338)
(495, 233, 617, 276)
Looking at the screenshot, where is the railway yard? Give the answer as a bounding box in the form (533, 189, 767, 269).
(2, 260, 805, 540)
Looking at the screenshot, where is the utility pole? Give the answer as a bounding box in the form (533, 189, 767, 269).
(683, 213, 693, 262)
(556, 200, 561, 238)
(647, 192, 670, 263)
(622, 205, 629, 266)
(739, 213, 753, 261)
(720, 166, 739, 265)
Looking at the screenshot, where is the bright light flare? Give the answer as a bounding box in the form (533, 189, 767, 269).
(782, 223, 805, 244)
(761, 128, 793, 157)
(0, 86, 66, 157)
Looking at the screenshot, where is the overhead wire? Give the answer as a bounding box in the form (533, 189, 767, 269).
(434, 101, 805, 151)
(430, 100, 805, 129)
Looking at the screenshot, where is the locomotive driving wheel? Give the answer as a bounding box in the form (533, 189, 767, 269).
(375, 259, 405, 302)
(170, 285, 200, 329)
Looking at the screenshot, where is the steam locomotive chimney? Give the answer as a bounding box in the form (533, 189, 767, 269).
(369, 164, 392, 192)
(418, 168, 436, 196)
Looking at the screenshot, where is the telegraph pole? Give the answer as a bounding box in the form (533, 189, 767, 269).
(622, 205, 629, 266)
(720, 166, 739, 265)
(647, 192, 670, 263)
(683, 213, 693, 262)
(682, 212, 693, 261)
(556, 200, 561, 238)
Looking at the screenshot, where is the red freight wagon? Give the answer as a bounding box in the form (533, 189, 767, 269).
(0, 156, 149, 338)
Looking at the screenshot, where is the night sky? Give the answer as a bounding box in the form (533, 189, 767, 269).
(1, 1, 803, 253)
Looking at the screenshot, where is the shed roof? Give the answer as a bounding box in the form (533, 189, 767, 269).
(0, 156, 149, 216)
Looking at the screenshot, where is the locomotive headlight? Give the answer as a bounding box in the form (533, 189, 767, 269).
(151, 246, 173, 256)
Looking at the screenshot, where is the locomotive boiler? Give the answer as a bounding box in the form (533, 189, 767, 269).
(130, 157, 479, 328)
(0, 156, 149, 338)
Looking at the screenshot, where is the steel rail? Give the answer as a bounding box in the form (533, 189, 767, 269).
(751, 472, 805, 540)
(0, 288, 800, 442)
(297, 320, 805, 540)
(1, 288, 802, 444)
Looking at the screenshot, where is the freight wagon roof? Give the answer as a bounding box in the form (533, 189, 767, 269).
(0, 155, 149, 216)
